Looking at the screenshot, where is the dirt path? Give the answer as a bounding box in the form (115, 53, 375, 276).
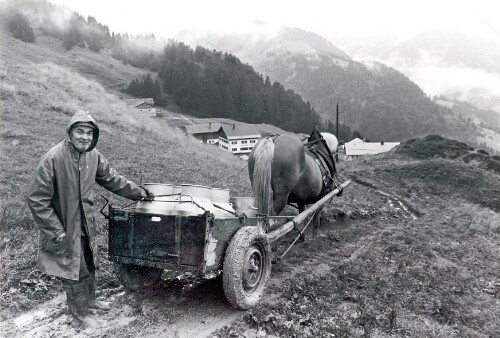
(1, 181, 412, 338)
(1, 275, 245, 338)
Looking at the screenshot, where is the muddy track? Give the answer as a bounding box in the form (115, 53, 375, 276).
(1, 181, 411, 338)
(1, 275, 244, 338)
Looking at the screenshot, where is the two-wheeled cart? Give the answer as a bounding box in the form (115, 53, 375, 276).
(102, 180, 351, 309)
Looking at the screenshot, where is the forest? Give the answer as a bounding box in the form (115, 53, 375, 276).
(127, 45, 327, 134)
(3, 0, 359, 138)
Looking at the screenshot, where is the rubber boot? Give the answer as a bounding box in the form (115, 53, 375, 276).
(63, 281, 102, 329)
(87, 272, 112, 311)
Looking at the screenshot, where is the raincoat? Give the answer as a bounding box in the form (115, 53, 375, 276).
(27, 111, 144, 280)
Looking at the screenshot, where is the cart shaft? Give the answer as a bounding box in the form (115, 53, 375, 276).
(266, 179, 351, 242)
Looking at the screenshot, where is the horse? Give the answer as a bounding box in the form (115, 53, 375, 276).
(248, 132, 338, 216)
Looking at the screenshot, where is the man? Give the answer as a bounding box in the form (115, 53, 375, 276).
(27, 109, 153, 329)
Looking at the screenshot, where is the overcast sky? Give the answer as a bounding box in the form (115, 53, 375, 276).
(48, 0, 500, 42)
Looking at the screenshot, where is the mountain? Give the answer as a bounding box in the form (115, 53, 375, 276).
(434, 97, 500, 154)
(339, 31, 500, 114)
(3, 4, 500, 337)
(182, 28, 474, 143)
(178, 27, 351, 66)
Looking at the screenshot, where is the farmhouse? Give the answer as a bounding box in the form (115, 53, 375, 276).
(181, 123, 223, 145)
(124, 98, 156, 115)
(344, 138, 400, 161)
(218, 124, 261, 155)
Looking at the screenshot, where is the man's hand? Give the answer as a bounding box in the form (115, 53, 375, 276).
(140, 187, 154, 201)
(55, 233, 66, 242)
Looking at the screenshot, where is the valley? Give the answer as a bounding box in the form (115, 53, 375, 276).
(1, 2, 499, 337)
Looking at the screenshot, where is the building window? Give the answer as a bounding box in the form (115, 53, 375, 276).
(250, 140, 256, 143)
(231, 141, 237, 145)
(241, 140, 247, 144)
(231, 148, 237, 152)
(240, 147, 249, 151)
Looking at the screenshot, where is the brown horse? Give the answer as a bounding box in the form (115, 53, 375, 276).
(248, 132, 338, 216)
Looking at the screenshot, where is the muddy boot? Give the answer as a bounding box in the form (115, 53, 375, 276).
(63, 282, 103, 329)
(87, 273, 112, 311)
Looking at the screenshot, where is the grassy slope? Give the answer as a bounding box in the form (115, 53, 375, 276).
(1, 27, 499, 338)
(0, 30, 252, 318)
(216, 148, 500, 337)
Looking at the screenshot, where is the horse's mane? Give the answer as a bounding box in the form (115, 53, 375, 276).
(251, 138, 274, 215)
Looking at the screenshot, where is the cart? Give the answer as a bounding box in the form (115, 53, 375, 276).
(102, 180, 351, 310)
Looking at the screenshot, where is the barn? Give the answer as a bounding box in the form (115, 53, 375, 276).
(124, 98, 156, 115)
(344, 138, 400, 161)
(181, 123, 223, 145)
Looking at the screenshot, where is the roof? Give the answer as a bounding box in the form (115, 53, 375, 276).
(183, 123, 223, 135)
(124, 98, 155, 107)
(345, 138, 364, 146)
(220, 123, 261, 139)
(345, 141, 400, 156)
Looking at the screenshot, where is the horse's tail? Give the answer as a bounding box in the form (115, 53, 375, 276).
(250, 138, 275, 215)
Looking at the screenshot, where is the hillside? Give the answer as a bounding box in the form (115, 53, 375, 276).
(1, 0, 330, 135)
(1, 19, 500, 338)
(0, 24, 252, 320)
(214, 136, 500, 338)
(183, 28, 480, 143)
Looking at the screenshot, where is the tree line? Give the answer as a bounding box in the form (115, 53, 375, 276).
(128, 44, 361, 136)
(4, 0, 361, 138)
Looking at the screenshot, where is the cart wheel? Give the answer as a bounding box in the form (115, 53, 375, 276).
(223, 226, 271, 310)
(114, 263, 162, 291)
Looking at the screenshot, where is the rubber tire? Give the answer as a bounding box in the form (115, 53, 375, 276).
(223, 226, 272, 310)
(114, 263, 162, 291)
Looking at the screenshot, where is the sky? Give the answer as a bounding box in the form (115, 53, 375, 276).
(47, 0, 500, 42)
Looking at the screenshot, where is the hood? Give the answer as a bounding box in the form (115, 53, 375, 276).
(66, 109, 100, 151)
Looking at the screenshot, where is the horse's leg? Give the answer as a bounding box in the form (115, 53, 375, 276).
(311, 206, 323, 238)
(272, 190, 290, 215)
(295, 204, 321, 239)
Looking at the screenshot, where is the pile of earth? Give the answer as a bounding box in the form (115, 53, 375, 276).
(397, 134, 500, 174)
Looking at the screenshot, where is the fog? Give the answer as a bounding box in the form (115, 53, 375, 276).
(18, 0, 499, 113)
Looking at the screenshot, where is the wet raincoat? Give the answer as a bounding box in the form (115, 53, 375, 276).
(27, 111, 144, 280)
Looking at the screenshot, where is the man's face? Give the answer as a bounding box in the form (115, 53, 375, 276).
(69, 126, 94, 152)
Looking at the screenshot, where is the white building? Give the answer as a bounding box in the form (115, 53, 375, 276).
(218, 124, 261, 155)
(344, 138, 400, 161)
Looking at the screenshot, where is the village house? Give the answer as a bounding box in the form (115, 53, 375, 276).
(181, 123, 223, 145)
(344, 138, 400, 161)
(218, 124, 261, 155)
(181, 122, 262, 155)
(124, 98, 156, 115)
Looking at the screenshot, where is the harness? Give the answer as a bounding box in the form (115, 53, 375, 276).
(266, 129, 337, 196)
(304, 127, 337, 196)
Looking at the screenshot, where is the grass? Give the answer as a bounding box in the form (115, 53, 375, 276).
(216, 190, 500, 338)
(1, 24, 500, 338)
(214, 150, 500, 338)
(0, 29, 252, 319)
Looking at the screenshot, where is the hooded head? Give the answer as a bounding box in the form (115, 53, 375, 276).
(66, 109, 100, 152)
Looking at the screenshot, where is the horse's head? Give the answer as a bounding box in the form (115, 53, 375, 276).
(320, 132, 338, 157)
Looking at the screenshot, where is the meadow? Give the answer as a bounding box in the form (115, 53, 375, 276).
(0, 31, 252, 319)
(1, 28, 499, 338)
